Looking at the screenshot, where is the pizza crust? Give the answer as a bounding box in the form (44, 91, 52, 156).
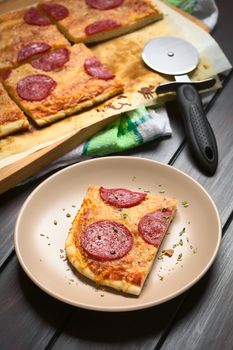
(0, 119, 29, 138)
(65, 185, 177, 296)
(0, 82, 29, 138)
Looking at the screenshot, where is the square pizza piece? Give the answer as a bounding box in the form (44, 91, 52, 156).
(0, 6, 70, 72)
(65, 185, 177, 295)
(0, 82, 29, 138)
(38, 0, 163, 43)
(3, 44, 123, 126)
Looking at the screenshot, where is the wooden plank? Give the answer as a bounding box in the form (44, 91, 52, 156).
(0, 255, 73, 350)
(160, 219, 233, 350)
(0, 177, 45, 268)
(48, 296, 184, 350)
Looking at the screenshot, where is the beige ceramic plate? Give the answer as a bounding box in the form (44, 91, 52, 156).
(14, 157, 221, 312)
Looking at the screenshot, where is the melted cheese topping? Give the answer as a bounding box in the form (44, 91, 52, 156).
(3, 44, 123, 125)
(66, 185, 177, 295)
(39, 0, 162, 43)
(0, 8, 70, 72)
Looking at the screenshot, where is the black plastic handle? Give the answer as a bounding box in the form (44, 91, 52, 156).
(176, 84, 218, 175)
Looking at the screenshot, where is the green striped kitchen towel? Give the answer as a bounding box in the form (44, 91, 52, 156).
(36, 106, 171, 177)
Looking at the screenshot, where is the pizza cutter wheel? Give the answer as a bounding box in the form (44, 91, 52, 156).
(142, 36, 218, 175)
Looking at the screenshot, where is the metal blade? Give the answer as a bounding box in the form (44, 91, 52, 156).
(142, 36, 199, 76)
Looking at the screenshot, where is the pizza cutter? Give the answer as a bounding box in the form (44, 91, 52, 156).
(142, 36, 218, 175)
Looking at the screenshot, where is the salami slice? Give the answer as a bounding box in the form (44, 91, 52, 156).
(100, 187, 146, 208)
(40, 2, 69, 21)
(1, 68, 12, 81)
(24, 7, 51, 26)
(84, 57, 115, 80)
(86, 0, 124, 10)
(85, 19, 121, 36)
(81, 220, 133, 261)
(17, 42, 51, 63)
(31, 48, 69, 71)
(138, 208, 173, 246)
(16, 74, 56, 101)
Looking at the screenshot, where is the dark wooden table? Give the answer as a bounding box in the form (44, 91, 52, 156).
(1, 1, 233, 349)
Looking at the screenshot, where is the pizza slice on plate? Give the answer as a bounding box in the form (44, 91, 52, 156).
(3, 44, 123, 126)
(38, 0, 163, 43)
(0, 82, 29, 138)
(65, 185, 177, 295)
(0, 7, 70, 73)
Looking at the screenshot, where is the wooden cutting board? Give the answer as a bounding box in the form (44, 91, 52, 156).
(0, 1, 208, 194)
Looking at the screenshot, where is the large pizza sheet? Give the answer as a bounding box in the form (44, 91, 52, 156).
(0, 0, 231, 168)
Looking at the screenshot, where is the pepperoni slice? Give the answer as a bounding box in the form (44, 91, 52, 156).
(1, 68, 12, 81)
(100, 187, 146, 208)
(16, 74, 56, 101)
(85, 0, 124, 10)
(85, 19, 121, 36)
(84, 57, 115, 80)
(31, 48, 69, 71)
(24, 7, 51, 26)
(80, 220, 133, 261)
(17, 42, 51, 63)
(138, 208, 173, 246)
(40, 2, 69, 21)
